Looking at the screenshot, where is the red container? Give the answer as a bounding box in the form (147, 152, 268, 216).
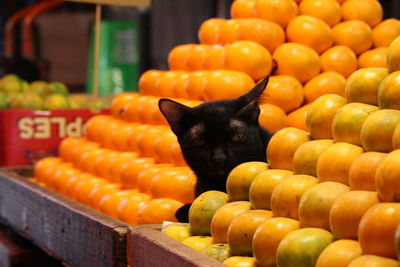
(0, 109, 109, 166)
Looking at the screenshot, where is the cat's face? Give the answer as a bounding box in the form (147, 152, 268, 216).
(159, 76, 272, 194)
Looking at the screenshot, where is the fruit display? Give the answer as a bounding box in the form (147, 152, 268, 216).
(24, 0, 400, 265)
(0, 74, 110, 111)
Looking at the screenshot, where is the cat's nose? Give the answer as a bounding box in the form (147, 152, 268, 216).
(213, 147, 227, 164)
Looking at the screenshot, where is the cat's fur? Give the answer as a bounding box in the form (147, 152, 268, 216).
(158, 75, 273, 222)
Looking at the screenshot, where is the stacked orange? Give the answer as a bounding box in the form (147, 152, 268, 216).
(31, 93, 200, 225)
(172, 37, 400, 267)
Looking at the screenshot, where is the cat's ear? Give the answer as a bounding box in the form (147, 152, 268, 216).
(158, 99, 194, 136)
(237, 75, 270, 116)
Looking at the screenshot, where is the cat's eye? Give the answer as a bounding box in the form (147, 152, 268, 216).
(231, 133, 247, 143)
(192, 138, 205, 146)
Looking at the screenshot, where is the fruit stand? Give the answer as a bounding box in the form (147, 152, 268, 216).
(1, 0, 400, 266)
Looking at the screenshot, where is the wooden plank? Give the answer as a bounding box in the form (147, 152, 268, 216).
(128, 226, 226, 267)
(64, 0, 151, 7)
(0, 168, 129, 267)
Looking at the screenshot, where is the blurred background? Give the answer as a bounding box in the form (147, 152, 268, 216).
(0, 0, 399, 93)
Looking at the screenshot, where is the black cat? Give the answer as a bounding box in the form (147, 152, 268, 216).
(158, 75, 273, 222)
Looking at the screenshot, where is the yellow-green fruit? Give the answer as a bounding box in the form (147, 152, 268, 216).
(387, 35, 400, 72)
(202, 243, 232, 262)
(377, 71, 400, 109)
(332, 103, 379, 146)
(161, 224, 191, 242)
(50, 81, 69, 95)
(276, 228, 334, 267)
(189, 190, 229, 236)
(182, 236, 213, 251)
(345, 67, 388, 105)
(44, 93, 70, 110)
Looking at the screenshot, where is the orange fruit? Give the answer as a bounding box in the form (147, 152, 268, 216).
(51, 166, 81, 194)
(158, 71, 187, 98)
(89, 183, 121, 210)
(286, 15, 333, 54)
(393, 123, 400, 149)
(75, 176, 108, 205)
(332, 20, 373, 55)
(187, 45, 210, 71)
(345, 67, 388, 105)
(252, 217, 300, 267)
(172, 73, 190, 99)
(320, 45, 358, 78)
(204, 45, 225, 70)
(231, 0, 256, 19)
(299, 0, 341, 27)
(236, 18, 285, 52)
(227, 209, 273, 256)
(136, 126, 168, 157)
(258, 104, 288, 132)
(267, 127, 312, 170)
(198, 18, 226, 45)
(99, 190, 138, 218)
(349, 152, 387, 191)
(34, 156, 62, 181)
(375, 149, 400, 202)
(126, 124, 149, 152)
(119, 157, 156, 189)
(93, 149, 118, 180)
(259, 75, 304, 113)
(316, 142, 364, 185)
(211, 201, 252, 243)
(135, 96, 159, 124)
(69, 139, 99, 167)
(348, 255, 399, 267)
(121, 97, 142, 122)
(287, 104, 311, 131)
(358, 203, 400, 259)
(171, 141, 187, 166)
(107, 152, 138, 184)
(378, 71, 400, 109)
(110, 122, 136, 152)
(360, 109, 400, 152)
(372, 18, 400, 48)
(186, 71, 211, 100)
(226, 161, 269, 201)
(150, 167, 196, 204)
(306, 94, 346, 139)
(315, 240, 362, 267)
(110, 93, 138, 118)
(203, 70, 255, 101)
(254, 0, 298, 28)
(168, 44, 194, 70)
(387, 35, 400, 72)
(303, 72, 346, 103)
(273, 43, 321, 83)
(223, 256, 257, 267)
(332, 103, 379, 146)
(249, 169, 293, 210)
(137, 163, 174, 194)
(329, 190, 380, 239)
(219, 19, 241, 44)
(298, 182, 350, 230)
(358, 47, 387, 68)
(85, 115, 113, 143)
(99, 118, 124, 149)
(223, 41, 273, 81)
(58, 137, 80, 162)
(153, 130, 178, 164)
(152, 102, 168, 125)
(341, 0, 383, 27)
(79, 148, 109, 174)
(116, 192, 151, 225)
(138, 70, 164, 96)
(293, 139, 334, 176)
(271, 174, 318, 219)
(136, 198, 184, 224)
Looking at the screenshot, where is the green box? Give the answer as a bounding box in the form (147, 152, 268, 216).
(87, 21, 140, 96)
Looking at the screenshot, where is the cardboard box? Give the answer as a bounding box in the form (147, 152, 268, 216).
(0, 108, 109, 167)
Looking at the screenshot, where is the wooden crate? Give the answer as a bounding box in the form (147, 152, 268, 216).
(128, 226, 225, 267)
(0, 167, 129, 267)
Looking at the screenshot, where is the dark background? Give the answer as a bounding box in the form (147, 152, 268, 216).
(0, 0, 399, 91)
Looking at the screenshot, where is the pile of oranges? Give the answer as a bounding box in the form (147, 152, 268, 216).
(31, 93, 201, 225)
